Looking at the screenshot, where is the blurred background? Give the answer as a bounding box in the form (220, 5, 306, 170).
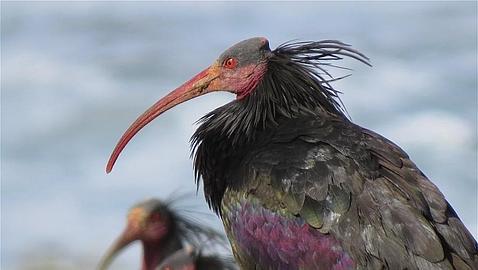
(2, 2, 477, 269)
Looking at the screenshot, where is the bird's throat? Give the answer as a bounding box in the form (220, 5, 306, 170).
(141, 239, 182, 270)
(141, 241, 163, 270)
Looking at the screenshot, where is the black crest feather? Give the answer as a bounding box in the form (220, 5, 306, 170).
(270, 39, 371, 117)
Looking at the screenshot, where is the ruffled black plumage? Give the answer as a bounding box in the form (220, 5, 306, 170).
(191, 39, 370, 213)
(271, 39, 371, 117)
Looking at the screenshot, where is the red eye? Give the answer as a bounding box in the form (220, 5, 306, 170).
(223, 57, 237, 69)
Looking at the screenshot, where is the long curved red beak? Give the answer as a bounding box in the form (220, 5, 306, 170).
(106, 65, 221, 173)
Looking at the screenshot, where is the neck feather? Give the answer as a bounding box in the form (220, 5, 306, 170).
(191, 56, 351, 213)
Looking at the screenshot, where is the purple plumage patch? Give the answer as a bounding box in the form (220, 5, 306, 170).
(225, 200, 354, 270)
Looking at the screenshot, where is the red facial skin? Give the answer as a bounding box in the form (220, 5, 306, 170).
(222, 62, 268, 100)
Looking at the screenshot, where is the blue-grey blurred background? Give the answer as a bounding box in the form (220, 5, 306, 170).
(2, 2, 477, 269)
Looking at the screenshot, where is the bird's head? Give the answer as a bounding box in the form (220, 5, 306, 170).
(106, 37, 272, 173)
(98, 198, 174, 270)
(211, 37, 272, 99)
(106, 37, 369, 173)
(98, 198, 228, 270)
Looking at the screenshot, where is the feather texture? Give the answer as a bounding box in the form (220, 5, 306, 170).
(190, 39, 477, 269)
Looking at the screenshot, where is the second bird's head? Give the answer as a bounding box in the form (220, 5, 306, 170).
(98, 198, 176, 270)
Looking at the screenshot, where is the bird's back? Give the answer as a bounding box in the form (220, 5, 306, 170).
(220, 115, 477, 270)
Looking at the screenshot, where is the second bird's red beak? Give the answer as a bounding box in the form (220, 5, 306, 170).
(106, 64, 223, 173)
(98, 207, 146, 270)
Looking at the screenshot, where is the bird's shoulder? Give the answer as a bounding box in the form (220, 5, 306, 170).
(235, 115, 477, 269)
